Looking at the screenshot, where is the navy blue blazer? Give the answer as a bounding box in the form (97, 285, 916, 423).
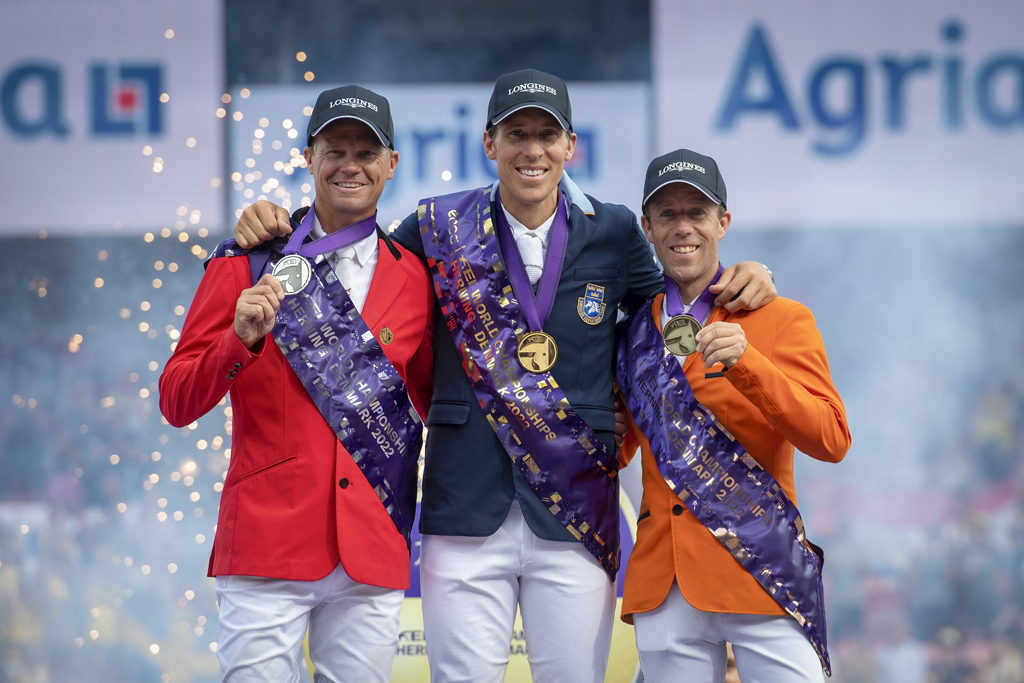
(393, 174, 663, 541)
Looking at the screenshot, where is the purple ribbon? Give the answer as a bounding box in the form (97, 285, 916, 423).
(663, 262, 725, 324)
(283, 203, 379, 259)
(615, 305, 831, 674)
(493, 190, 569, 332)
(418, 187, 621, 581)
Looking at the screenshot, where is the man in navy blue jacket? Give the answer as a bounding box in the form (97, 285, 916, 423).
(233, 69, 776, 683)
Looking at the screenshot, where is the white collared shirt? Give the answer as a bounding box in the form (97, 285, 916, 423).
(310, 211, 379, 313)
(501, 202, 557, 278)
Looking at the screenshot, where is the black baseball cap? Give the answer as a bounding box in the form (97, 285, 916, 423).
(306, 85, 394, 149)
(642, 149, 727, 210)
(487, 69, 572, 132)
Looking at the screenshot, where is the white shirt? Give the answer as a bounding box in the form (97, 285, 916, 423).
(501, 202, 557, 279)
(310, 211, 379, 313)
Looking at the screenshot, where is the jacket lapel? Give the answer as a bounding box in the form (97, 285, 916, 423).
(560, 203, 598, 273)
(360, 235, 406, 333)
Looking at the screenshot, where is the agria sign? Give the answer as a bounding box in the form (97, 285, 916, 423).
(715, 20, 1024, 155)
(1, 62, 164, 139)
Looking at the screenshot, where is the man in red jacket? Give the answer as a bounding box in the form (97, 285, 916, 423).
(160, 85, 434, 683)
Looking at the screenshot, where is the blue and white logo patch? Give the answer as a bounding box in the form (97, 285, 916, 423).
(577, 283, 606, 325)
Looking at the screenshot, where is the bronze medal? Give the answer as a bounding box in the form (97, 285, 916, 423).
(272, 254, 312, 295)
(517, 331, 558, 374)
(663, 314, 702, 356)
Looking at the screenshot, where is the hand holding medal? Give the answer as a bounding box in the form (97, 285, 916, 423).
(695, 322, 747, 369)
(270, 201, 379, 296)
(234, 273, 285, 349)
(662, 263, 724, 357)
(659, 258, 748, 369)
(229, 201, 380, 351)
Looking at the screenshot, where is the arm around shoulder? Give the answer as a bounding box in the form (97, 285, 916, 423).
(390, 211, 427, 261)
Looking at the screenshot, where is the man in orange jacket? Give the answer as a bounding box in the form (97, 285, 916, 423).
(616, 149, 851, 683)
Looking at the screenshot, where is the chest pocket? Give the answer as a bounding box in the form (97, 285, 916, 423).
(574, 267, 619, 281)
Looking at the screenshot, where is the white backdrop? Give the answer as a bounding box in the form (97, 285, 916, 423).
(0, 0, 224, 235)
(226, 83, 650, 229)
(653, 0, 1024, 229)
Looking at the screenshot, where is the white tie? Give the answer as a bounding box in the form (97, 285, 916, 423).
(516, 232, 544, 286)
(334, 247, 357, 296)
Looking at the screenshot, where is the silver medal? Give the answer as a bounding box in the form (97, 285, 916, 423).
(272, 255, 312, 295)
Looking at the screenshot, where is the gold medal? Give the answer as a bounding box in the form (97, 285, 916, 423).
(663, 314, 702, 356)
(517, 331, 558, 374)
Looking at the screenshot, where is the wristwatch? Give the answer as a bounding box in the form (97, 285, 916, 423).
(761, 263, 774, 284)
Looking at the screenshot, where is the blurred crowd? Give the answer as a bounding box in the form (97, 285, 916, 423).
(820, 372, 1024, 683)
(1, 236, 225, 683)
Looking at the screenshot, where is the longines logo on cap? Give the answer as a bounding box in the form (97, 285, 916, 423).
(329, 97, 379, 112)
(508, 82, 557, 96)
(659, 161, 706, 176)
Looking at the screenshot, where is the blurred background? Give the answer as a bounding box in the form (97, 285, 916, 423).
(2, 0, 1024, 681)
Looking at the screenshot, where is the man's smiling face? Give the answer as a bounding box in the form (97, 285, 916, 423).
(303, 119, 397, 229)
(641, 183, 731, 299)
(483, 108, 575, 220)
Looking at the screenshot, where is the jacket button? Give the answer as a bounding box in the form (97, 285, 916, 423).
(224, 374, 233, 380)
(234, 362, 242, 368)
(672, 504, 683, 516)
(339, 478, 349, 489)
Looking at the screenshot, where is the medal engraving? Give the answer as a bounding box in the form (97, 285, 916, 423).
(517, 332, 558, 373)
(272, 255, 312, 295)
(663, 314, 702, 356)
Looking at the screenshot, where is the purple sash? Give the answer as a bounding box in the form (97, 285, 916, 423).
(615, 301, 831, 674)
(418, 188, 621, 581)
(210, 210, 422, 545)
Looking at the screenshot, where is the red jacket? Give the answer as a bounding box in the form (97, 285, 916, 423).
(159, 237, 434, 590)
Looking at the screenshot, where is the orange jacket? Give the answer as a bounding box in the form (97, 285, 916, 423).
(619, 293, 850, 623)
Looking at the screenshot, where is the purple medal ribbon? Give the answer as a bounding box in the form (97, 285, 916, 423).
(663, 262, 725, 323)
(615, 306, 831, 673)
(283, 202, 379, 259)
(492, 190, 569, 332)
